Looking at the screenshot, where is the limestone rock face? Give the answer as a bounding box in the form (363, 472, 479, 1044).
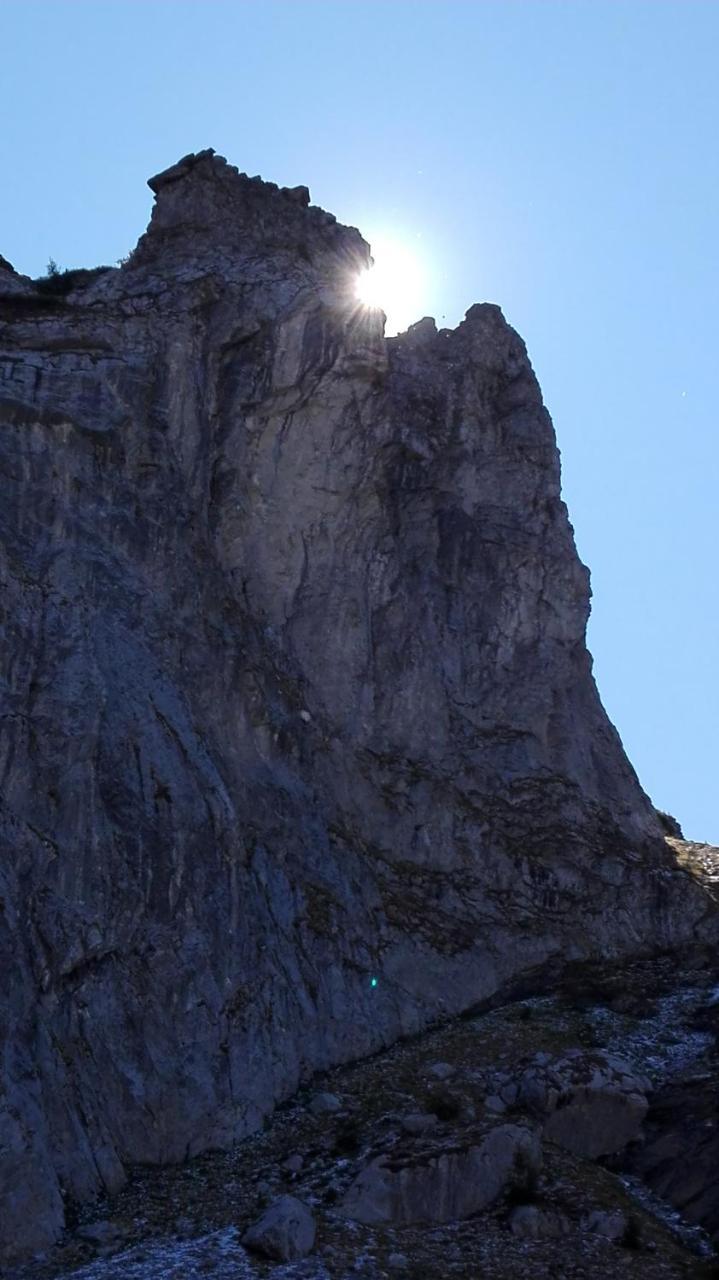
(0, 149, 715, 1262)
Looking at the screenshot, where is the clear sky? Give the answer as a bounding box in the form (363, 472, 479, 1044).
(2, 1, 717, 841)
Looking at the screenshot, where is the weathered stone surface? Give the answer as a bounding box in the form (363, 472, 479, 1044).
(509, 1204, 572, 1239)
(76, 1220, 130, 1248)
(427, 1062, 455, 1081)
(242, 1194, 315, 1261)
(309, 1092, 342, 1115)
(582, 1209, 627, 1241)
(519, 1051, 649, 1157)
(340, 1124, 541, 1223)
(387, 1252, 409, 1269)
(0, 148, 716, 1263)
(484, 1094, 507, 1114)
(401, 1112, 439, 1135)
(0, 255, 32, 295)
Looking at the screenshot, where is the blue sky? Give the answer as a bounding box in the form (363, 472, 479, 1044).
(2, 1, 717, 840)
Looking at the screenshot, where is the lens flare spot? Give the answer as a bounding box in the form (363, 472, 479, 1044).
(355, 235, 426, 335)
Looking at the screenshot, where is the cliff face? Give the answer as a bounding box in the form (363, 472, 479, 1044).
(0, 150, 713, 1262)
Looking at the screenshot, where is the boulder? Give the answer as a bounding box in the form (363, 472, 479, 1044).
(76, 1219, 130, 1247)
(427, 1062, 455, 1081)
(341, 1125, 541, 1224)
(400, 1113, 439, 1135)
(509, 1204, 572, 1239)
(242, 1195, 316, 1261)
(582, 1209, 627, 1241)
(519, 1051, 649, 1157)
(484, 1094, 507, 1114)
(309, 1092, 342, 1115)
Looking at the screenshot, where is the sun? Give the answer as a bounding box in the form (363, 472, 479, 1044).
(355, 234, 426, 335)
(355, 266, 385, 309)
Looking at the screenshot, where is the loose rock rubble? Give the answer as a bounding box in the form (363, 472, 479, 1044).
(5, 951, 718, 1280)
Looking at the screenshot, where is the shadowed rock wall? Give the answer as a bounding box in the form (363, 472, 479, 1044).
(0, 150, 713, 1262)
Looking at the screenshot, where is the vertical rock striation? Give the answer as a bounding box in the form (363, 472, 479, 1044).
(0, 150, 714, 1261)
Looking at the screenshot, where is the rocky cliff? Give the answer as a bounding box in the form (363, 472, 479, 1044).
(0, 149, 714, 1264)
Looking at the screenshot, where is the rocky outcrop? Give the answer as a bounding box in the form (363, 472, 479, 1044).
(0, 148, 715, 1263)
(0, 255, 32, 296)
